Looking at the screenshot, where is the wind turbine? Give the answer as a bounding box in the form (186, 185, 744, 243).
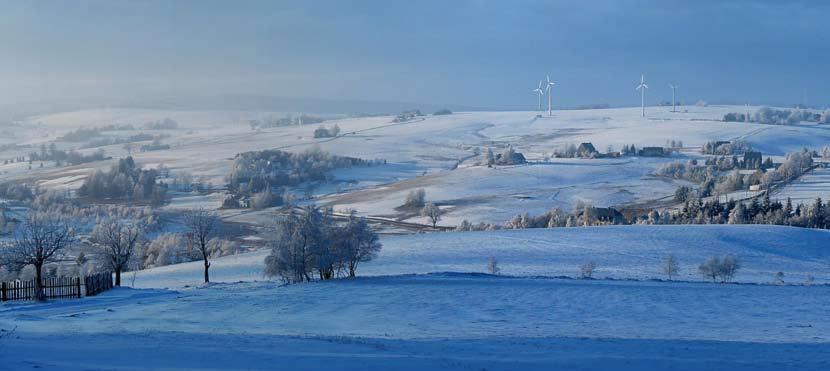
(533, 80, 545, 111)
(636, 74, 648, 117)
(668, 84, 678, 113)
(545, 75, 556, 116)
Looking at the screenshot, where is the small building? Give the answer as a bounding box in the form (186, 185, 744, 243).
(577, 142, 597, 158)
(742, 151, 763, 169)
(495, 151, 526, 165)
(638, 147, 666, 157)
(749, 184, 762, 192)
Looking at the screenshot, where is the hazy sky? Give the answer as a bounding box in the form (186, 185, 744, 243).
(1, 0, 828, 111)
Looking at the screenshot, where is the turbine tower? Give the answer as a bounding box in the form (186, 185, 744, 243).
(533, 80, 545, 111)
(636, 74, 648, 117)
(668, 84, 678, 113)
(545, 75, 556, 116)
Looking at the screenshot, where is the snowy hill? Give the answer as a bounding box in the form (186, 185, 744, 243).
(129, 224, 830, 289)
(6, 105, 830, 225)
(3, 273, 829, 370)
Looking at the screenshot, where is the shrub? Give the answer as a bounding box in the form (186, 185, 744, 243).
(580, 261, 596, 279)
(143, 233, 194, 268)
(698, 255, 740, 283)
(403, 189, 426, 208)
(487, 257, 500, 275)
(663, 254, 679, 280)
(250, 188, 275, 210)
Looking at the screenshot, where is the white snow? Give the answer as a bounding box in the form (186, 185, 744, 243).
(2, 273, 828, 370)
(126, 224, 830, 290)
(6, 105, 830, 225)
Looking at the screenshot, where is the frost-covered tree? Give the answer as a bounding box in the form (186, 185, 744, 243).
(342, 214, 382, 278)
(265, 208, 381, 281)
(250, 186, 274, 210)
(184, 208, 219, 283)
(265, 208, 318, 283)
(485, 148, 495, 166)
(0, 212, 74, 300)
(91, 219, 145, 286)
(403, 189, 426, 208)
(421, 202, 442, 227)
(728, 203, 746, 224)
(663, 254, 679, 280)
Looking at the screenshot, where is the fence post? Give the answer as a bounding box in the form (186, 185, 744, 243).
(1, 281, 6, 302)
(76, 277, 82, 298)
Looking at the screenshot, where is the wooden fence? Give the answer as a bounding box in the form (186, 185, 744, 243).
(1, 272, 113, 302)
(84, 271, 114, 297)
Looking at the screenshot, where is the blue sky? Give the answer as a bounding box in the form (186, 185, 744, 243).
(0, 0, 827, 111)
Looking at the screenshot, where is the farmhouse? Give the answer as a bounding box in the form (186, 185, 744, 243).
(495, 151, 527, 165)
(577, 142, 597, 158)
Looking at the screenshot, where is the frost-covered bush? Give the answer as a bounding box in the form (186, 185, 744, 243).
(250, 188, 275, 210)
(143, 233, 195, 268)
(206, 238, 243, 258)
(402, 189, 426, 208)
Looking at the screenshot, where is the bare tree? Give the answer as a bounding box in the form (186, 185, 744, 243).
(698, 256, 720, 282)
(719, 255, 740, 282)
(184, 208, 219, 283)
(698, 255, 740, 283)
(403, 189, 426, 208)
(91, 219, 145, 286)
(773, 271, 784, 285)
(580, 261, 596, 279)
(487, 256, 500, 275)
(343, 214, 381, 278)
(421, 202, 442, 228)
(1, 213, 74, 300)
(663, 254, 679, 280)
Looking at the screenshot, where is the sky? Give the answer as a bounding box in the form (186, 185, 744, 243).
(0, 0, 828, 112)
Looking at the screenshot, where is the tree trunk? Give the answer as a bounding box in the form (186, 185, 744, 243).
(115, 269, 122, 286)
(203, 257, 210, 283)
(34, 263, 44, 301)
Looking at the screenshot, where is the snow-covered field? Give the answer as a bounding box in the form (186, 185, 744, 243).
(774, 166, 830, 205)
(3, 224, 829, 369)
(4, 105, 830, 225)
(127, 224, 830, 289)
(3, 274, 829, 370)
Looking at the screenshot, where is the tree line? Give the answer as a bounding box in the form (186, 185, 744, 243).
(77, 156, 168, 205)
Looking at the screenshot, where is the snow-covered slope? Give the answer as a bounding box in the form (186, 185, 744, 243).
(130, 225, 830, 289)
(2, 274, 828, 370)
(6, 106, 830, 224)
